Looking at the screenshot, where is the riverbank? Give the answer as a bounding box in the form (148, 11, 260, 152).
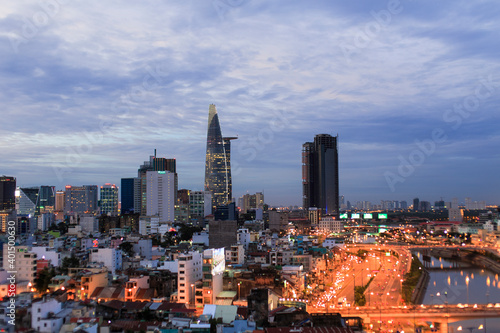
(419, 247, 500, 275)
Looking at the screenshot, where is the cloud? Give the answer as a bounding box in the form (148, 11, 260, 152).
(1, 0, 499, 206)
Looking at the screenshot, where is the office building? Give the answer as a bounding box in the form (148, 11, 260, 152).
(189, 190, 212, 220)
(204, 104, 237, 209)
(55, 190, 65, 212)
(302, 134, 339, 216)
(0, 176, 16, 211)
(138, 152, 177, 215)
(413, 198, 420, 211)
(100, 183, 119, 215)
(120, 178, 139, 214)
(64, 185, 98, 214)
(175, 189, 190, 223)
(16, 187, 39, 216)
(38, 185, 55, 214)
(146, 170, 175, 222)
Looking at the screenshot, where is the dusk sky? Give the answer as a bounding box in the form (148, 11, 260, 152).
(1, 0, 499, 207)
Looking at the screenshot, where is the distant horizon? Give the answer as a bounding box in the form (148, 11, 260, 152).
(9, 177, 499, 208)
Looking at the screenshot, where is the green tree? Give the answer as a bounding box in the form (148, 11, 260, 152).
(118, 241, 135, 257)
(35, 267, 56, 293)
(60, 255, 80, 275)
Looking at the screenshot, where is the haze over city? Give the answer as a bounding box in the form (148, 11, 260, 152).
(2, 1, 500, 206)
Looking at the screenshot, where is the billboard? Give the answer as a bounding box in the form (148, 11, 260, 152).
(351, 213, 360, 219)
(340, 213, 348, 219)
(363, 213, 373, 219)
(378, 213, 388, 219)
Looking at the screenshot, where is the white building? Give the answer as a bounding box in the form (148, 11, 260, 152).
(193, 231, 209, 246)
(237, 228, 251, 249)
(2, 245, 36, 283)
(177, 251, 203, 304)
(319, 216, 342, 233)
(322, 237, 345, 249)
(30, 247, 61, 267)
(31, 298, 64, 333)
(89, 248, 122, 274)
(146, 171, 175, 222)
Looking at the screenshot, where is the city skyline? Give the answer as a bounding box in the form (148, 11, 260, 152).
(1, 1, 500, 206)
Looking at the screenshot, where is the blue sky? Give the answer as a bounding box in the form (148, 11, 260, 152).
(1, 0, 499, 206)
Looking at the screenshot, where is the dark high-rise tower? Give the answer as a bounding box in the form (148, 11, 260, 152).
(204, 104, 236, 209)
(302, 134, 339, 216)
(0, 176, 16, 211)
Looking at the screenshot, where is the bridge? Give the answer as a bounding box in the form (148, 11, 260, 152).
(333, 304, 500, 333)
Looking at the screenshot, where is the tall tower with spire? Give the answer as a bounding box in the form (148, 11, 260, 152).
(204, 104, 237, 209)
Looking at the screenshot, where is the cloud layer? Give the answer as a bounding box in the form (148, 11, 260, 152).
(1, 0, 499, 206)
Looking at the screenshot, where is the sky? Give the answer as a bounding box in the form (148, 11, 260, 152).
(1, 0, 499, 207)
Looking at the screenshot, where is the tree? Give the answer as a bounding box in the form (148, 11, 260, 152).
(35, 267, 56, 293)
(60, 255, 80, 275)
(118, 241, 135, 257)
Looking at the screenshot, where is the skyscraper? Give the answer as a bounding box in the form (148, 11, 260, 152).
(138, 152, 177, 215)
(302, 134, 339, 216)
(146, 170, 175, 222)
(100, 183, 119, 216)
(0, 176, 16, 211)
(121, 177, 140, 214)
(204, 104, 237, 209)
(64, 185, 98, 214)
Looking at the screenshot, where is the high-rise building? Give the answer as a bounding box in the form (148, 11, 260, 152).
(175, 189, 190, 223)
(189, 190, 212, 220)
(0, 176, 16, 211)
(121, 178, 141, 214)
(55, 190, 65, 212)
(413, 198, 420, 211)
(302, 134, 339, 216)
(138, 152, 177, 215)
(38, 186, 55, 214)
(16, 187, 39, 216)
(100, 183, 119, 216)
(64, 185, 98, 214)
(204, 104, 237, 209)
(146, 170, 175, 222)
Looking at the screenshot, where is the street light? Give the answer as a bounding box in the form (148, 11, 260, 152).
(466, 276, 470, 304)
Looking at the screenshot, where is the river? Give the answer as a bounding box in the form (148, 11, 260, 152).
(415, 252, 500, 332)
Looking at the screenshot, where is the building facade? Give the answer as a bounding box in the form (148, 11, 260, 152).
(204, 104, 236, 209)
(100, 183, 119, 215)
(146, 171, 175, 222)
(64, 185, 98, 214)
(177, 251, 203, 304)
(138, 153, 177, 215)
(302, 134, 339, 216)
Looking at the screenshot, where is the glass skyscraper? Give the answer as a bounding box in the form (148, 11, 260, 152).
(204, 104, 236, 209)
(302, 134, 339, 216)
